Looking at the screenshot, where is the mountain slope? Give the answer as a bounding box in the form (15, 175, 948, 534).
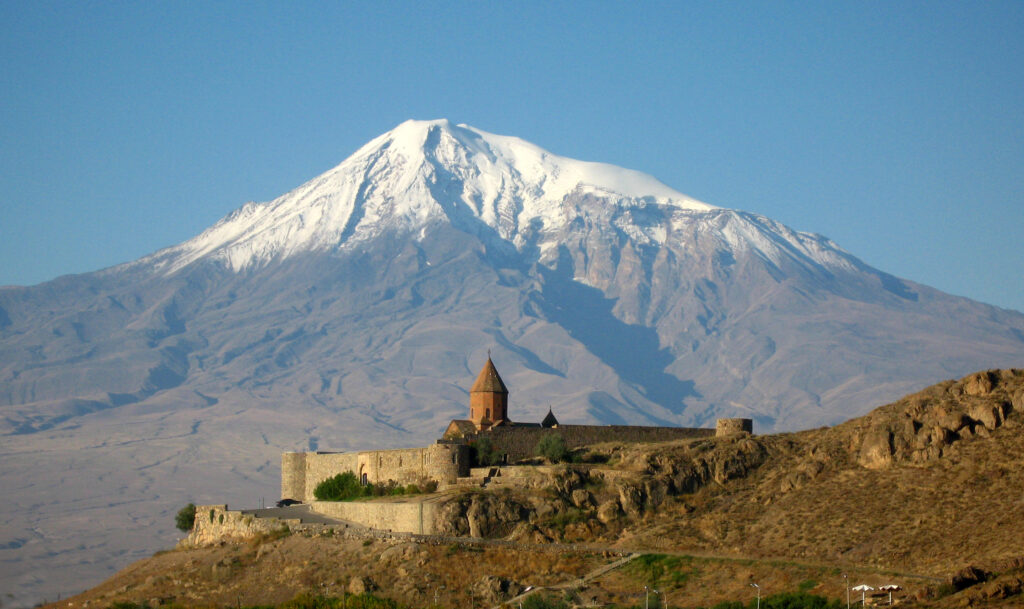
(43, 369, 1024, 609)
(1, 119, 1023, 606)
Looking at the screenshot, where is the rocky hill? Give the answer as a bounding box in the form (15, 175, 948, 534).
(47, 369, 1024, 609)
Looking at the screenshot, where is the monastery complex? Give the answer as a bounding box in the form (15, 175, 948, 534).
(281, 358, 753, 503)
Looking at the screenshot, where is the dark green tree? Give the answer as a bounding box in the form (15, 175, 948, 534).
(535, 433, 568, 463)
(313, 471, 368, 501)
(174, 502, 196, 532)
(472, 435, 499, 466)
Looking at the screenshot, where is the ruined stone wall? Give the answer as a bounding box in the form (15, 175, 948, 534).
(477, 424, 715, 463)
(186, 505, 297, 546)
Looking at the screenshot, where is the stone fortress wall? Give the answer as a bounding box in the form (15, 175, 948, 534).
(283, 443, 470, 503)
(716, 418, 754, 436)
(466, 423, 716, 464)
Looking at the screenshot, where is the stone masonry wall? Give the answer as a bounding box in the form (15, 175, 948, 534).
(357, 447, 437, 487)
(312, 499, 442, 535)
(288, 445, 470, 503)
(475, 424, 715, 463)
(281, 452, 307, 501)
(186, 505, 297, 546)
(300, 452, 358, 503)
(716, 418, 754, 436)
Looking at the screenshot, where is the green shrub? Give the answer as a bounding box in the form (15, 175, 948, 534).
(470, 436, 500, 466)
(759, 591, 842, 608)
(522, 593, 569, 609)
(314, 472, 369, 501)
(626, 553, 698, 587)
(535, 434, 568, 463)
(313, 472, 433, 501)
(174, 503, 196, 532)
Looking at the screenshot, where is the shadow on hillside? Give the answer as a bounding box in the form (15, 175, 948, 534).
(536, 249, 698, 417)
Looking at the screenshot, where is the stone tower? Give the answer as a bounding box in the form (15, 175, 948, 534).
(470, 357, 508, 429)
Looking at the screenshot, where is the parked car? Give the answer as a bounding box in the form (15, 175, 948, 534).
(275, 498, 301, 507)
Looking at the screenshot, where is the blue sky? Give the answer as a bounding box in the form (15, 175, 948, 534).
(2, 2, 1022, 312)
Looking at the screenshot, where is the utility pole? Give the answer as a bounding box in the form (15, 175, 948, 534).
(843, 574, 850, 609)
(750, 583, 760, 609)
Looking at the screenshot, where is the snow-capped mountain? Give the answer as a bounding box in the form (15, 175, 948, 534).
(144, 119, 857, 285)
(2, 119, 1024, 606)
(147, 119, 716, 274)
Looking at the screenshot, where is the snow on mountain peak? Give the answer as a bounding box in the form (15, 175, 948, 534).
(145, 120, 857, 277)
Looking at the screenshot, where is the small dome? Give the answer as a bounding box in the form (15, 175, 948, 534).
(471, 358, 508, 394)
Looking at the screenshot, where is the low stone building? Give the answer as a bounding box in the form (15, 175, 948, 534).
(281, 357, 752, 502)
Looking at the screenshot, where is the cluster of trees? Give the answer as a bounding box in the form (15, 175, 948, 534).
(313, 472, 437, 501)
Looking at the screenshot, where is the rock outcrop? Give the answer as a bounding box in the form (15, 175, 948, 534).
(854, 369, 1022, 469)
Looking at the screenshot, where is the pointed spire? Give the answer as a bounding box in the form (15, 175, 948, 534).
(541, 406, 559, 428)
(471, 357, 508, 394)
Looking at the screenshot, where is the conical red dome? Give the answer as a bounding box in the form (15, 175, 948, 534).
(471, 358, 508, 394)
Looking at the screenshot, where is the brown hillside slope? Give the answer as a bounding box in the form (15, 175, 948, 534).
(614, 369, 1024, 577)
(46, 369, 1024, 609)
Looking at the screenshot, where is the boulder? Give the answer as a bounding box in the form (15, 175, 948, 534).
(471, 575, 516, 603)
(951, 565, 990, 591)
(858, 427, 894, 469)
(969, 403, 1002, 430)
(570, 489, 592, 508)
(963, 371, 996, 396)
(596, 499, 620, 524)
(349, 576, 377, 595)
(617, 483, 645, 517)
